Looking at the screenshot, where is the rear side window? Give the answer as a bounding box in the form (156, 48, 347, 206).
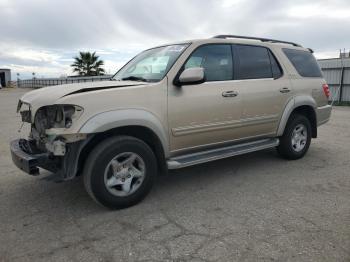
(283, 48, 322, 77)
(269, 51, 283, 79)
(184, 44, 233, 81)
(235, 45, 273, 79)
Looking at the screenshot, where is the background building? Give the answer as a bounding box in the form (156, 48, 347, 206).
(318, 52, 350, 102)
(0, 69, 11, 87)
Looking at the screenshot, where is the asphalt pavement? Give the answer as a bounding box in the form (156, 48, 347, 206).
(0, 88, 349, 261)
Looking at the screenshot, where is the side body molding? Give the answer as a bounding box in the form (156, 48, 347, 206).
(277, 95, 317, 136)
(79, 109, 169, 157)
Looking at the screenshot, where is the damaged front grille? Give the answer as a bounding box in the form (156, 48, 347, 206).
(17, 101, 32, 123)
(20, 110, 31, 123)
(19, 139, 43, 154)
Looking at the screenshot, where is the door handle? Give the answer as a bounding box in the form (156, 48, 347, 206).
(222, 90, 238, 97)
(279, 87, 290, 93)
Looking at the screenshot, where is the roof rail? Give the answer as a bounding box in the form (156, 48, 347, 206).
(212, 35, 302, 47)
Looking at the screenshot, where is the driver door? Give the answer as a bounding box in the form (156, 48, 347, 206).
(168, 44, 243, 154)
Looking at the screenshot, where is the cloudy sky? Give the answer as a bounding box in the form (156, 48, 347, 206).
(1, 0, 349, 79)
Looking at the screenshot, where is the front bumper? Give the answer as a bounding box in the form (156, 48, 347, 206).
(317, 104, 332, 126)
(10, 139, 59, 175)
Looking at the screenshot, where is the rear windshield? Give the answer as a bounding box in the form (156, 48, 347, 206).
(283, 48, 322, 77)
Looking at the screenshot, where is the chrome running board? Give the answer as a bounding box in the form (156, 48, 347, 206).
(167, 138, 279, 169)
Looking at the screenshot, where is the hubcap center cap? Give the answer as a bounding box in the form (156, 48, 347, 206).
(116, 168, 129, 178)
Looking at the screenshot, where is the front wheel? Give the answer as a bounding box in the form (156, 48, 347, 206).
(277, 114, 312, 160)
(83, 136, 157, 209)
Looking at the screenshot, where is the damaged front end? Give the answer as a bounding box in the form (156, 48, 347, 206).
(11, 101, 89, 180)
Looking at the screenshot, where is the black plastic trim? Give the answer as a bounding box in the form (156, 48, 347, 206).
(212, 35, 302, 47)
(10, 139, 58, 175)
(63, 84, 145, 97)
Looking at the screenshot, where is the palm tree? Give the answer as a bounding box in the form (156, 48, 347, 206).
(71, 52, 105, 76)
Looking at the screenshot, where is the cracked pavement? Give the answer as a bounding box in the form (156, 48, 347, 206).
(0, 88, 349, 261)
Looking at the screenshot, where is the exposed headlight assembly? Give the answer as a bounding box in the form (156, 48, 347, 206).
(34, 105, 83, 133)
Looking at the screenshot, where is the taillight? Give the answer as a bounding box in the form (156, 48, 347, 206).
(323, 84, 330, 98)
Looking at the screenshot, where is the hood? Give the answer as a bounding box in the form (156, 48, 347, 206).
(20, 80, 145, 111)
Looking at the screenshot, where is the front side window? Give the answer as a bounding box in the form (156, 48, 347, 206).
(283, 48, 322, 77)
(113, 44, 189, 82)
(184, 45, 233, 81)
(235, 45, 273, 79)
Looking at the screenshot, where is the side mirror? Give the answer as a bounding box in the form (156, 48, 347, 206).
(177, 67, 205, 86)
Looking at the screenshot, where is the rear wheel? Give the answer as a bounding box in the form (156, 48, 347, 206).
(277, 114, 312, 160)
(83, 136, 157, 209)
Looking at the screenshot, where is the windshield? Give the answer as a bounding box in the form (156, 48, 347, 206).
(112, 44, 189, 82)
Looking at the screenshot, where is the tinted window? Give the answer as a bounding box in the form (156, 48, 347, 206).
(269, 51, 283, 78)
(235, 45, 272, 79)
(283, 48, 322, 77)
(185, 45, 233, 81)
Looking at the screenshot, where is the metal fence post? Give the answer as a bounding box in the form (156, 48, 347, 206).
(339, 66, 345, 103)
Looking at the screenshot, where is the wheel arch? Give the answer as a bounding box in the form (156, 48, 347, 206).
(72, 109, 170, 178)
(77, 125, 168, 178)
(277, 96, 317, 138)
(79, 109, 169, 152)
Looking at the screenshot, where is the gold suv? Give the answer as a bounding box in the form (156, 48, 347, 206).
(11, 35, 332, 209)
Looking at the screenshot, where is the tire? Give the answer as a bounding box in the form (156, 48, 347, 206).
(277, 114, 312, 160)
(83, 136, 157, 209)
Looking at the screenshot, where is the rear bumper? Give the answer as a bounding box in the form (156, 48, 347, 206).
(317, 104, 332, 126)
(10, 139, 59, 175)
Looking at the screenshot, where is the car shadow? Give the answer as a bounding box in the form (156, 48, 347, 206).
(6, 148, 283, 215)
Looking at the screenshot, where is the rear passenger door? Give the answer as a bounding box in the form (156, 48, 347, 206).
(231, 44, 292, 138)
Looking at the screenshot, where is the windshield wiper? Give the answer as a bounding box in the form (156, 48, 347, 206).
(121, 76, 149, 82)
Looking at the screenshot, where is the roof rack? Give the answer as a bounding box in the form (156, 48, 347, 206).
(212, 35, 302, 47)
